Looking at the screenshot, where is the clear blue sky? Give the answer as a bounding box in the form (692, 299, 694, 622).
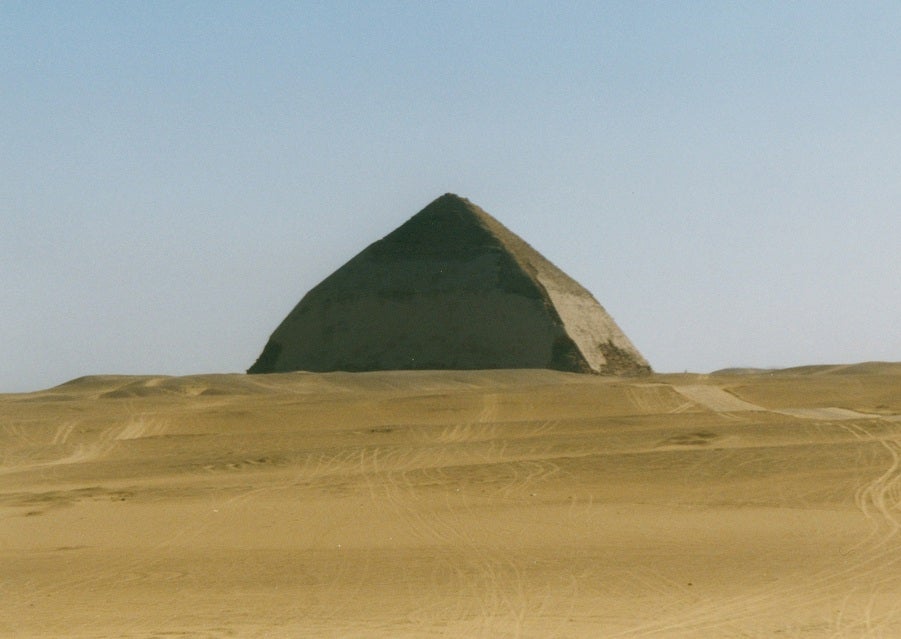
(3, 2, 900, 391)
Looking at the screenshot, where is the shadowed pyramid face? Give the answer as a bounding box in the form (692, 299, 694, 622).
(249, 194, 650, 375)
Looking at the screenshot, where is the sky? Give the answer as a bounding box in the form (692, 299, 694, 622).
(3, 1, 900, 392)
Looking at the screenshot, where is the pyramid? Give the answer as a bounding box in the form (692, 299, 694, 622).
(248, 194, 651, 375)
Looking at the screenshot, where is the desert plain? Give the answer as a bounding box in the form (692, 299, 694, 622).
(2, 363, 901, 638)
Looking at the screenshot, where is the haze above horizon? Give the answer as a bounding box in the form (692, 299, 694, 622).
(3, 2, 900, 392)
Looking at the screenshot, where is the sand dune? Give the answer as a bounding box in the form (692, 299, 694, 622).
(3, 365, 901, 637)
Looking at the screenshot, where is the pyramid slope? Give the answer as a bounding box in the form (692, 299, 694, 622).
(249, 194, 650, 375)
(465, 200, 650, 374)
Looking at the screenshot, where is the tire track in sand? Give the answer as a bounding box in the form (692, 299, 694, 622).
(605, 389, 901, 638)
(342, 420, 579, 638)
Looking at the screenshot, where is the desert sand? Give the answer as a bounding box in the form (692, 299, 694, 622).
(3, 363, 901, 638)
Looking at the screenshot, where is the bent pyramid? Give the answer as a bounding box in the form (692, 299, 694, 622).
(248, 194, 650, 375)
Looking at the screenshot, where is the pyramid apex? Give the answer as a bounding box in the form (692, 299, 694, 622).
(420, 192, 480, 210)
(425, 192, 477, 211)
